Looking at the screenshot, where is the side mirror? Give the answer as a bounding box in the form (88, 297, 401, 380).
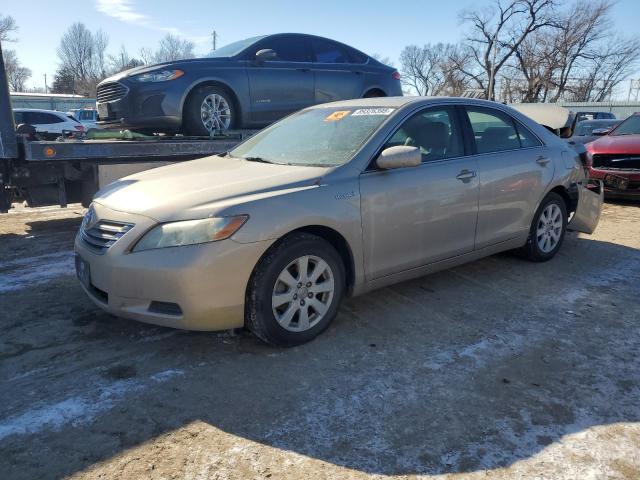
(255, 49, 277, 62)
(376, 146, 421, 169)
(592, 128, 610, 136)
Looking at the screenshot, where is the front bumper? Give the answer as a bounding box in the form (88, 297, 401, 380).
(589, 167, 640, 199)
(74, 203, 272, 331)
(96, 78, 185, 132)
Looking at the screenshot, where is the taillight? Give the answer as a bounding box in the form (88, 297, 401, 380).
(392, 71, 401, 80)
(74, 125, 85, 131)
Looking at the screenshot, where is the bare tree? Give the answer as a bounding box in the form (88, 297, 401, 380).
(0, 14, 17, 42)
(57, 22, 109, 94)
(139, 47, 154, 65)
(109, 45, 143, 73)
(460, 0, 556, 100)
(400, 43, 471, 96)
(153, 34, 194, 63)
(4, 49, 31, 91)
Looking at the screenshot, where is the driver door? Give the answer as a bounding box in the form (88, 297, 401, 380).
(246, 35, 315, 124)
(359, 106, 479, 280)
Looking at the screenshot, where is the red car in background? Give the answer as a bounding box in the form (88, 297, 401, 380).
(586, 113, 640, 199)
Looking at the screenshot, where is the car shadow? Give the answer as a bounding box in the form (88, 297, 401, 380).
(1, 233, 639, 479)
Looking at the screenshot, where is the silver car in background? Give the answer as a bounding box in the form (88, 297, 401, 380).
(75, 97, 602, 346)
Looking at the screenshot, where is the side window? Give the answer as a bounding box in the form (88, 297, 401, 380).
(256, 36, 310, 62)
(311, 38, 351, 64)
(346, 47, 368, 64)
(43, 113, 64, 124)
(515, 121, 542, 148)
(466, 107, 520, 154)
(13, 111, 24, 124)
(382, 107, 464, 163)
(80, 111, 94, 120)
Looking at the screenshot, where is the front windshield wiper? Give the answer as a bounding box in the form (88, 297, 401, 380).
(243, 156, 276, 164)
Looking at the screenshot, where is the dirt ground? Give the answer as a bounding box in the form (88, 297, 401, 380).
(1, 201, 639, 480)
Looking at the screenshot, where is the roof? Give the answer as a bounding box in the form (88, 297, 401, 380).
(13, 108, 68, 114)
(308, 96, 511, 109)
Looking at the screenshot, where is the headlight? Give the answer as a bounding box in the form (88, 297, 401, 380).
(132, 216, 248, 252)
(134, 69, 184, 82)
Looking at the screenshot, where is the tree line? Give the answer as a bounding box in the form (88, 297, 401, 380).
(399, 0, 640, 102)
(0, 14, 196, 95)
(3, 0, 640, 102)
(52, 23, 196, 96)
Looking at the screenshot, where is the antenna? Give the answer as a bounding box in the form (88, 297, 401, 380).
(212, 30, 218, 51)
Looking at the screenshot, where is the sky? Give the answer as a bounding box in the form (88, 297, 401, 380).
(4, 0, 640, 92)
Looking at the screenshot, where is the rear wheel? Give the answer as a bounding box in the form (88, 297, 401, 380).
(363, 89, 386, 98)
(246, 233, 345, 347)
(183, 85, 236, 136)
(520, 192, 567, 262)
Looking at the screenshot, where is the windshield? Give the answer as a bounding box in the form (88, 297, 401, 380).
(207, 36, 266, 58)
(575, 120, 617, 136)
(230, 106, 396, 166)
(610, 115, 640, 136)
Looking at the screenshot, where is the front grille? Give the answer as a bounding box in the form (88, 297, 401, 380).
(96, 82, 128, 103)
(81, 219, 134, 254)
(592, 154, 640, 170)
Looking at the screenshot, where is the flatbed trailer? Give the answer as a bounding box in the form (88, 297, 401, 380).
(0, 45, 255, 212)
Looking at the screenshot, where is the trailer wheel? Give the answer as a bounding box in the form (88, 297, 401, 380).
(183, 85, 237, 136)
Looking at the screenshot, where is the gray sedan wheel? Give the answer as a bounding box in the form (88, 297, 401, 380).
(200, 93, 232, 132)
(520, 192, 567, 262)
(183, 85, 236, 136)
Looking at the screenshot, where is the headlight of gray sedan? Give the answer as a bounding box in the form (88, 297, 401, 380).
(132, 216, 248, 252)
(134, 69, 184, 82)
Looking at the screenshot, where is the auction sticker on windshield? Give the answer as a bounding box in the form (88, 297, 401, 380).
(325, 110, 351, 122)
(352, 108, 395, 116)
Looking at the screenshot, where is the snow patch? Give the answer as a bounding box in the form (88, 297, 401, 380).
(0, 251, 75, 293)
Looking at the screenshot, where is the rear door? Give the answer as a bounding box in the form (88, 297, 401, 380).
(245, 35, 315, 123)
(309, 37, 364, 103)
(359, 105, 479, 279)
(462, 106, 554, 249)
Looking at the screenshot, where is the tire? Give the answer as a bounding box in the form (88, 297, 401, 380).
(246, 232, 346, 347)
(519, 192, 568, 262)
(363, 90, 385, 98)
(183, 85, 237, 136)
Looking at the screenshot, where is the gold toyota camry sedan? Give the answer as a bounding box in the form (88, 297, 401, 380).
(75, 97, 603, 346)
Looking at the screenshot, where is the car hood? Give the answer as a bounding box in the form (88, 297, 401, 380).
(587, 134, 640, 154)
(100, 57, 234, 83)
(93, 156, 329, 221)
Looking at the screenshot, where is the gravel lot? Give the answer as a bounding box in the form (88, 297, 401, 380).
(1, 201, 639, 480)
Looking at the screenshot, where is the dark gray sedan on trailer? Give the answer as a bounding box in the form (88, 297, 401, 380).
(96, 33, 402, 135)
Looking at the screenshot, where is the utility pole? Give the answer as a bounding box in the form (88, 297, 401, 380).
(628, 79, 640, 102)
(43, 73, 47, 93)
(487, 37, 498, 101)
(211, 30, 218, 51)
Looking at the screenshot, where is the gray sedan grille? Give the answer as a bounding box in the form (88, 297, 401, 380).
(81, 220, 134, 254)
(96, 82, 128, 103)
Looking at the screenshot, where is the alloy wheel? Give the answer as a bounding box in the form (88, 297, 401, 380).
(271, 255, 335, 332)
(536, 203, 563, 253)
(200, 93, 231, 132)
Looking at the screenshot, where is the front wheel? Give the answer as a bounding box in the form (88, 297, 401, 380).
(520, 192, 567, 262)
(183, 85, 236, 136)
(246, 233, 346, 347)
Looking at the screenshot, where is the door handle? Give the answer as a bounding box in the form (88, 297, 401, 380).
(354, 71, 364, 75)
(456, 170, 476, 181)
(536, 156, 551, 166)
(297, 67, 311, 72)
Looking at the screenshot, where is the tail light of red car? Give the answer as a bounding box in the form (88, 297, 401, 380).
(74, 125, 85, 132)
(392, 71, 401, 81)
